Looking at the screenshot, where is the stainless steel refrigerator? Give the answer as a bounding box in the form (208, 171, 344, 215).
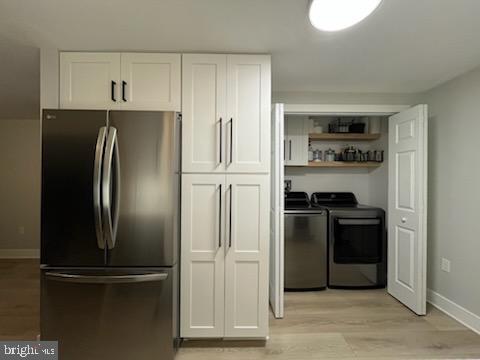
(40, 109, 180, 360)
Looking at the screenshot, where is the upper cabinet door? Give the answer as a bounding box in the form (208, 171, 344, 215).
(226, 55, 271, 173)
(182, 54, 227, 173)
(285, 117, 308, 166)
(60, 52, 121, 109)
(120, 53, 181, 111)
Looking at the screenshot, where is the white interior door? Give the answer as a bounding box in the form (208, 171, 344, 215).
(270, 104, 284, 319)
(388, 104, 428, 315)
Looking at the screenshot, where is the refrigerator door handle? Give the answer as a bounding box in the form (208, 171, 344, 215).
(94, 126, 107, 250)
(102, 127, 121, 250)
(45, 272, 168, 284)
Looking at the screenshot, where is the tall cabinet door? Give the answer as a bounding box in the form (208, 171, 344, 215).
(182, 54, 227, 173)
(226, 55, 271, 173)
(181, 174, 225, 338)
(224, 174, 269, 338)
(120, 53, 181, 111)
(60, 52, 121, 109)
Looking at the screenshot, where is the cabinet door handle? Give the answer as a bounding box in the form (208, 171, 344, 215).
(218, 184, 222, 248)
(229, 184, 233, 248)
(219, 118, 223, 164)
(111, 81, 117, 102)
(289, 140, 292, 160)
(229, 118, 233, 165)
(122, 81, 127, 102)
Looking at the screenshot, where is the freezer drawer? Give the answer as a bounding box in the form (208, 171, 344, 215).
(41, 267, 177, 360)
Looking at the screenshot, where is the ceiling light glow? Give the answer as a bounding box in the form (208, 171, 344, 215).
(309, 0, 383, 32)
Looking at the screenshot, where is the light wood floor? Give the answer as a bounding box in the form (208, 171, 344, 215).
(1, 260, 480, 359)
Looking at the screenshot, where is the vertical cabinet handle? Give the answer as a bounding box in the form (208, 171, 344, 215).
(229, 118, 233, 165)
(122, 81, 127, 102)
(218, 184, 222, 248)
(229, 184, 233, 248)
(289, 140, 292, 160)
(111, 81, 117, 102)
(219, 118, 223, 164)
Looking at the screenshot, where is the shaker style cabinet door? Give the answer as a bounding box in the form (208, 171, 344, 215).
(182, 54, 227, 173)
(285, 117, 308, 166)
(60, 52, 121, 109)
(120, 53, 181, 111)
(180, 174, 226, 338)
(226, 55, 271, 173)
(224, 174, 269, 338)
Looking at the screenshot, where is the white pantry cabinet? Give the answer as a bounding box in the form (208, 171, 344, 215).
(284, 117, 308, 166)
(181, 173, 269, 339)
(182, 54, 271, 173)
(60, 52, 181, 111)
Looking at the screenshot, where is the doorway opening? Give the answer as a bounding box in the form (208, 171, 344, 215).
(270, 104, 428, 320)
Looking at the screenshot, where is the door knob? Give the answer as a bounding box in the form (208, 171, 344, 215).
(401, 217, 407, 223)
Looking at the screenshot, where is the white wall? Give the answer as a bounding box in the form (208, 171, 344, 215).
(421, 66, 480, 318)
(0, 119, 41, 257)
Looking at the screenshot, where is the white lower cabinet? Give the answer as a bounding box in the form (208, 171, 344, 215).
(181, 174, 269, 339)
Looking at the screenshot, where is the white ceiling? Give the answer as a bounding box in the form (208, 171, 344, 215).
(1, 0, 480, 118)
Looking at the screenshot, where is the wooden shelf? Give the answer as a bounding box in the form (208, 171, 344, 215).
(309, 133, 381, 141)
(287, 161, 382, 168)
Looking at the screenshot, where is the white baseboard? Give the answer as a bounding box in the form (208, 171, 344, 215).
(0, 249, 40, 259)
(427, 289, 480, 335)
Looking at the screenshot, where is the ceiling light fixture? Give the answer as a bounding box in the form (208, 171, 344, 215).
(309, 0, 383, 32)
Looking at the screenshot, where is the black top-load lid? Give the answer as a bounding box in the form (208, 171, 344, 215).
(311, 192, 358, 207)
(285, 192, 311, 209)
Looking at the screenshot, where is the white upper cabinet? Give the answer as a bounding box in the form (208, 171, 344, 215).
(285, 117, 308, 166)
(182, 54, 227, 173)
(59, 52, 181, 110)
(60, 52, 121, 110)
(182, 54, 271, 173)
(226, 55, 271, 173)
(120, 53, 181, 111)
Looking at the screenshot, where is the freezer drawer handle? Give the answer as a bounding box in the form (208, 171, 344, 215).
(93, 126, 107, 250)
(102, 127, 121, 249)
(45, 272, 168, 284)
(337, 218, 381, 226)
